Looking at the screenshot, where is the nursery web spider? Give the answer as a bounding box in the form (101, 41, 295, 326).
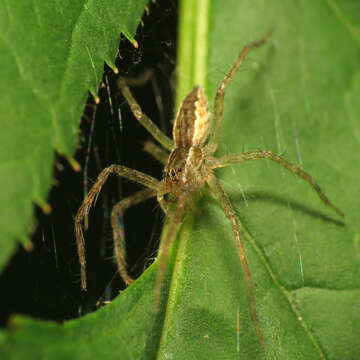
(75, 30, 343, 347)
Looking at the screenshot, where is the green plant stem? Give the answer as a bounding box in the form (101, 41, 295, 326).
(175, 0, 211, 108)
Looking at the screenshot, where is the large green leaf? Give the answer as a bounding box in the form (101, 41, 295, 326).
(0, 0, 147, 270)
(2, 0, 360, 359)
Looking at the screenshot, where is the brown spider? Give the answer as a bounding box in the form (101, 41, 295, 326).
(75, 30, 343, 347)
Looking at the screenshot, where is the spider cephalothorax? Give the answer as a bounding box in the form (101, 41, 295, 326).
(164, 86, 209, 195)
(75, 29, 343, 347)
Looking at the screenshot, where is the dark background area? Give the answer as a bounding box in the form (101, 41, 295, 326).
(0, 0, 178, 325)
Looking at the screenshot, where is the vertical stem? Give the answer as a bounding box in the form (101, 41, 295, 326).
(176, 0, 211, 108)
(157, 1, 212, 358)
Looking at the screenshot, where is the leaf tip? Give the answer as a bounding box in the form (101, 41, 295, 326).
(42, 203, 52, 215)
(23, 240, 34, 252)
(67, 157, 81, 172)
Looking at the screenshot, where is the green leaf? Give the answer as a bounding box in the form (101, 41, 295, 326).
(2, 0, 360, 359)
(0, 0, 148, 270)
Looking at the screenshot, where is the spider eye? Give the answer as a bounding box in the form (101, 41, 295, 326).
(177, 168, 182, 173)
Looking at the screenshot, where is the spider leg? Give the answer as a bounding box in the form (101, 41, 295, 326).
(212, 150, 344, 217)
(157, 192, 169, 214)
(121, 69, 153, 87)
(206, 172, 264, 347)
(75, 164, 163, 291)
(111, 187, 158, 286)
(141, 139, 170, 213)
(154, 192, 189, 310)
(207, 29, 273, 154)
(117, 78, 174, 151)
(143, 140, 169, 165)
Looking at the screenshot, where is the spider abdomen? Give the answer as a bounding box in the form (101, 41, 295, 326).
(173, 86, 210, 148)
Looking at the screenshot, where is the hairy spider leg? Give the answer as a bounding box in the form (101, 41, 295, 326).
(143, 140, 170, 165)
(207, 29, 273, 154)
(211, 150, 344, 217)
(206, 172, 264, 347)
(117, 78, 174, 151)
(154, 191, 190, 309)
(75, 164, 164, 290)
(111, 187, 158, 286)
